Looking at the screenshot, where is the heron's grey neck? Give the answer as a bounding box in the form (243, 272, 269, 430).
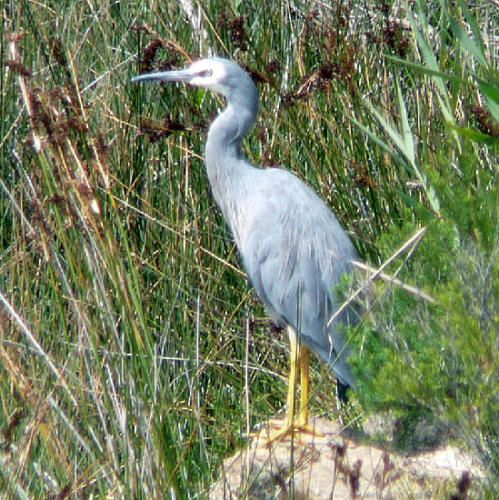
(205, 92, 258, 165)
(205, 88, 258, 233)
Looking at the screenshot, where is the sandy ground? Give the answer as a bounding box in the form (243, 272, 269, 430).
(210, 416, 484, 499)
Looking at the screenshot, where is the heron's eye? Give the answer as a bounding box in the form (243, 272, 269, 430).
(198, 69, 213, 77)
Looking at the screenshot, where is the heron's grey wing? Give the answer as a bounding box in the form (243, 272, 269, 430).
(239, 169, 357, 387)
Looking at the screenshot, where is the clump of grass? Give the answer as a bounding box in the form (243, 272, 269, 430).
(348, 0, 498, 483)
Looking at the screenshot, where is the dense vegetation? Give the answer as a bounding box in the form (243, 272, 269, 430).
(0, 0, 496, 497)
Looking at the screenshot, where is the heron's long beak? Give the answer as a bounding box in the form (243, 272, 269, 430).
(131, 69, 192, 84)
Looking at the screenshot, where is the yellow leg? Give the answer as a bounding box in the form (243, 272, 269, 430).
(283, 325, 299, 429)
(257, 328, 322, 446)
(298, 345, 310, 427)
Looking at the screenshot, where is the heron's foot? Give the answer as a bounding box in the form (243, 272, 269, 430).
(251, 417, 325, 447)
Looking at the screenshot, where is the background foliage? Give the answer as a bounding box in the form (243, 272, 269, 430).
(0, 0, 497, 497)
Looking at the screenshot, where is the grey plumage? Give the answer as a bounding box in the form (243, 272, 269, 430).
(132, 57, 358, 397)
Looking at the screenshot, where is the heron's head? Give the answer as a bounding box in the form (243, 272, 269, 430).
(132, 57, 255, 102)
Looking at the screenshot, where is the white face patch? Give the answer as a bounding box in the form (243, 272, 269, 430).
(187, 59, 229, 93)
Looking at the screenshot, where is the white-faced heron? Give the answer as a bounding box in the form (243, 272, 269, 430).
(132, 58, 358, 442)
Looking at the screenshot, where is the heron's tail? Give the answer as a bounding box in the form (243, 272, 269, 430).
(337, 379, 350, 403)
